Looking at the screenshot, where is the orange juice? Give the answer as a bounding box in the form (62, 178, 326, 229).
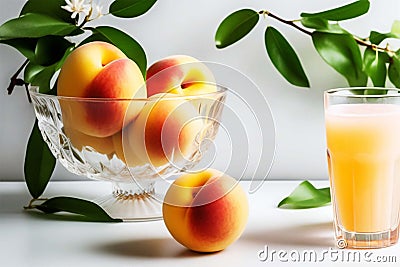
(326, 103, 400, 233)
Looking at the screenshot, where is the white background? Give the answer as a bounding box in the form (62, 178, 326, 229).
(0, 0, 399, 181)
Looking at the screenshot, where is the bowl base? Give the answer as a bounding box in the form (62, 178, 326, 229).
(95, 181, 163, 222)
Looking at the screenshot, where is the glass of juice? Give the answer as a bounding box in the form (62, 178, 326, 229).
(325, 87, 400, 249)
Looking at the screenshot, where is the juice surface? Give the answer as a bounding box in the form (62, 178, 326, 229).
(326, 104, 400, 232)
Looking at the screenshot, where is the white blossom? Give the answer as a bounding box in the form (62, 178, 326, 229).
(89, 3, 103, 20)
(61, 0, 91, 19)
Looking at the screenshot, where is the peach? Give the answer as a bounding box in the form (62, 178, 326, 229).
(111, 127, 144, 166)
(126, 93, 203, 167)
(63, 126, 114, 155)
(146, 55, 217, 97)
(163, 169, 248, 252)
(58, 41, 146, 138)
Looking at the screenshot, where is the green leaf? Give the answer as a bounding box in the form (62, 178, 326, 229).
(215, 9, 259, 49)
(0, 13, 81, 41)
(46, 86, 58, 96)
(82, 26, 147, 77)
(300, 18, 347, 34)
(24, 63, 44, 83)
(24, 121, 56, 199)
(0, 38, 37, 59)
(278, 181, 331, 209)
(265, 27, 310, 87)
(34, 36, 73, 66)
(301, 17, 329, 30)
(389, 55, 400, 88)
(24, 63, 57, 93)
(20, 0, 75, 23)
(55, 46, 75, 70)
(109, 0, 157, 18)
(367, 21, 400, 45)
(36, 197, 122, 222)
(363, 47, 387, 87)
(391, 20, 400, 36)
(312, 31, 367, 86)
(24, 46, 72, 93)
(369, 31, 397, 45)
(363, 89, 388, 95)
(301, 0, 370, 21)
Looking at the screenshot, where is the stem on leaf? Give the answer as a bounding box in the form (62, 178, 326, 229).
(24, 198, 48, 210)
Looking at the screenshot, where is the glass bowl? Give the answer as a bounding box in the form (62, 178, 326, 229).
(29, 85, 227, 221)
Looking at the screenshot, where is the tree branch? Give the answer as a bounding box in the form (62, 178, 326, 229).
(7, 59, 29, 95)
(260, 10, 313, 37)
(260, 10, 395, 54)
(6, 59, 31, 102)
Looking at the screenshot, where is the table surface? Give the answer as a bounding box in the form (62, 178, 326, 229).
(1, 180, 399, 267)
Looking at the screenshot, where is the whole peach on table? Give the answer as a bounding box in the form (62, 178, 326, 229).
(57, 41, 146, 138)
(146, 55, 217, 97)
(163, 169, 249, 253)
(126, 93, 204, 167)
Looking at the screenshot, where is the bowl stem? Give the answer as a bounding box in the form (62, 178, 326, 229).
(95, 180, 163, 221)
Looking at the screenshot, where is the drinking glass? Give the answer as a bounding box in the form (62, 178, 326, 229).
(325, 87, 400, 248)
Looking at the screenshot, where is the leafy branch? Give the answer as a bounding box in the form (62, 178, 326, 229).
(215, 0, 400, 89)
(260, 10, 396, 54)
(260, 11, 313, 37)
(0, 0, 157, 221)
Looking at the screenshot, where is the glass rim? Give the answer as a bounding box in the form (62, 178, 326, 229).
(28, 84, 228, 102)
(325, 87, 400, 98)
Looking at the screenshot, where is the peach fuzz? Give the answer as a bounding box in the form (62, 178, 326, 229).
(162, 169, 249, 253)
(63, 127, 115, 155)
(57, 41, 146, 138)
(127, 94, 203, 167)
(146, 55, 217, 97)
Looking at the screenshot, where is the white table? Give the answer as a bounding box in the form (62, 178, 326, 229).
(1, 180, 399, 267)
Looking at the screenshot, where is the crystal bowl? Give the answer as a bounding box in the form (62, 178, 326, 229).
(29, 86, 227, 221)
